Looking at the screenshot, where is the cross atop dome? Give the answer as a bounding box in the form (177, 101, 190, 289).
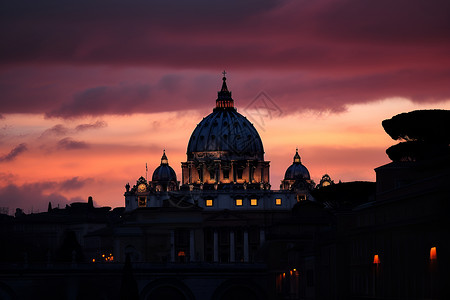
(216, 71, 234, 110)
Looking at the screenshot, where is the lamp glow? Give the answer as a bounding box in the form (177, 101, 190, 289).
(430, 247, 437, 261)
(373, 254, 380, 264)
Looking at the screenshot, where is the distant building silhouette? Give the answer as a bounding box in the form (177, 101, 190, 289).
(0, 77, 447, 299)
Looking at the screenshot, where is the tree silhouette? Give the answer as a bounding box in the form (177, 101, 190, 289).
(56, 230, 84, 262)
(382, 110, 450, 161)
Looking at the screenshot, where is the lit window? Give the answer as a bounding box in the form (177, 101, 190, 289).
(235, 199, 243, 206)
(178, 251, 186, 257)
(250, 199, 258, 206)
(297, 194, 306, 202)
(206, 199, 213, 207)
(430, 247, 437, 261)
(138, 196, 147, 207)
(275, 198, 282, 205)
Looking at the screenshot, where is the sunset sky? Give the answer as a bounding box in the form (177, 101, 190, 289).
(1, 0, 450, 213)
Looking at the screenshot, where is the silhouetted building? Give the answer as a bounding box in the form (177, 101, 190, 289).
(0, 76, 447, 299)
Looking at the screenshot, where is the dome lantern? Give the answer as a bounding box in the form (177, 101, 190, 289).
(293, 147, 301, 163)
(161, 149, 168, 165)
(215, 71, 234, 110)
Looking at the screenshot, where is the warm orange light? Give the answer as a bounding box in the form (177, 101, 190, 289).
(290, 270, 293, 275)
(293, 268, 296, 272)
(430, 247, 437, 260)
(206, 199, 213, 207)
(92, 259, 95, 263)
(282, 273, 285, 278)
(102, 254, 105, 258)
(275, 198, 282, 205)
(178, 251, 186, 257)
(373, 254, 380, 264)
(250, 199, 258, 206)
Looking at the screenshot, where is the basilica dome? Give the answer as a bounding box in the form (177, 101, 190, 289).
(284, 149, 310, 181)
(186, 76, 264, 161)
(152, 150, 177, 182)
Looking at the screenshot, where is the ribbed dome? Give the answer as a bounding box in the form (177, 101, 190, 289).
(284, 149, 310, 180)
(187, 109, 264, 160)
(152, 151, 177, 182)
(187, 74, 264, 161)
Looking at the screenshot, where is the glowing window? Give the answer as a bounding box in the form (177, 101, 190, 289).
(275, 198, 282, 205)
(206, 199, 213, 207)
(297, 194, 306, 202)
(235, 199, 243, 206)
(430, 247, 437, 260)
(250, 199, 258, 206)
(138, 197, 147, 207)
(178, 251, 186, 257)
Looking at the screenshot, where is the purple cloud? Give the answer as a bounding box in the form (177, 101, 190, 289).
(41, 124, 70, 137)
(0, 177, 93, 213)
(75, 120, 107, 131)
(0, 143, 28, 162)
(60, 177, 92, 190)
(57, 138, 89, 150)
(0, 0, 449, 118)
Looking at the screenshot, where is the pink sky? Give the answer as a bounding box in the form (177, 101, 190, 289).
(1, 0, 450, 213)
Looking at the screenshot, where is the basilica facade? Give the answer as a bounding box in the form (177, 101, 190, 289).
(124, 75, 312, 214)
(2, 77, 445, 300)
(120, 75, 315, 270)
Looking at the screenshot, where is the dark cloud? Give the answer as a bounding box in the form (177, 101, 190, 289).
(41, 124, 70, 136)
(48, 84, 151, 118)
(0, 183, 69, 213)
(40, 122, 107, 138)
(60, 177, 91, 190)
(57, 138, 89, 150)
(0, 0, 449, 117)
(0, 176, 92, 213)
(0, 143, 28, 162)
(45, 78, 214, 118)
(75, 120, 107, 131)
(1, 0, 448, 66)
(0, 172, 16, 183)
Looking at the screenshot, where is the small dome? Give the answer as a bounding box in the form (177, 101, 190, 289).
(152, 150, 177, 182)
(284, 149, 310, 180)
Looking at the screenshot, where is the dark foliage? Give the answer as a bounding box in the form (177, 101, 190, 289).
(382, 110, 450, 161)
(56, 230, 84, 262)
(382, 109, 450, 143)
(311, 181, 375, 210)
(386, 140, 450, 161)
